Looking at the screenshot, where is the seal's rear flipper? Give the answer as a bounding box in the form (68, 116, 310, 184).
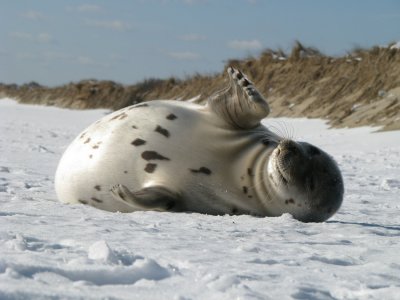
(110, 184, 181, 211)
(208, 67, 270, 129)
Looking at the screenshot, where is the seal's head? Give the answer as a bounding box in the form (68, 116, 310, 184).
(266, 139, 344, 222)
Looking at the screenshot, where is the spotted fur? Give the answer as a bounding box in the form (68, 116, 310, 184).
(134, 103, 149, 108)
(285, 199, 295, 205)
(166, 113, 177, 120)
(141, 151, 170, 161)
(131, 138, 146, 146)
(91, 197, 103, 203)
(154, 125, 170, 138)
(145, 163, 157, 173)
(190, 167, 212, 175)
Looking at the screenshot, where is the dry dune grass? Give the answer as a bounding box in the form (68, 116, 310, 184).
(227, 42, 400, 130)
(1, 42, 399, 130)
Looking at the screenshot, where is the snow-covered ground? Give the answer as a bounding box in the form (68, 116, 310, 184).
(1, 98, 399, 300)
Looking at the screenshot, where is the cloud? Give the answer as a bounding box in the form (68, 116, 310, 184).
(37, 33, 53, 43)
(168, 51, 201, 60)
(182, 0, 208, 4)
(78, 56, 95, 65)
(43, 52, 72, 60)
(43, 52, 107, 67)
(228, 39, 262, 51)
(109, 54, 128, 62)
(67, 4, 102, 13)
(0, 48, 10, 57)
(20, 10, 45, 21)
(85, 19, 132, 31)
(77, 56, 110, 68)
(15, 52, 38, 60)
(179, 34, 207, 41)
(10, 32, 54, 43)
(77, 4, 102, 13)
(9, 32, 32, 41)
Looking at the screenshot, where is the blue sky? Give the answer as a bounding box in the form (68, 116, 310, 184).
(1, 0, 399, 86)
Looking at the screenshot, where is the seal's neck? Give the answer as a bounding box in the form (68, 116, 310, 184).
(250, 144, 276, 209)
(232, 136, 276, 214)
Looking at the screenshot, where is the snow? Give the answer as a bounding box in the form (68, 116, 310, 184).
(1, 98, 400, 299)
(390, 41, 400, 50)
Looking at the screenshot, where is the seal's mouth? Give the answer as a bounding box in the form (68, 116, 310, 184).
(268, 139, 305, 187)
(275, 159, 288, 185)
(272, 147, 290, 185)
(273, 141, 300, 185)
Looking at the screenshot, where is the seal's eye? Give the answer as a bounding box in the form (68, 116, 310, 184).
(309, 146, 321, 156)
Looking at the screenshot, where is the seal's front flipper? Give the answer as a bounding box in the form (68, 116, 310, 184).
(208, 67, 270, 129)
(110, 184, 181, 211)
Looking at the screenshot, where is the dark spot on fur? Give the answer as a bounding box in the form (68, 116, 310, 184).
(84, 138, 91, 144)
(117, 190, 126, 200)
(91, 197, 103, 203)
(297, 203, 302, 207)
(155, 125, 170, 138)
(166, 201, 175, 210)
(190, 167, 212, 175)
(94, 185, 101, 191)
(262, 140, 272, 146)
(119, 113, 128, 120)
(242, 79, 250, 87)
(89, 154, 93, 159)
(242, 186, 248, 194)
(166, 113, 177, 120)
(145, 163, 157, 173)
(109, 112, 128, 121)
(124, 170, 128, 174)
(78, 199, 88, 205)
(131, 138, 146, 146)
(80, 132, 87, 139)
(132, 125, 138, 129)
(309, 146, 321, 156)
(310, 181, 315, 191)
(240, 175, 244, 181)
(308, 176, 315, 191)
(92, 145, 99, 149)
(285, 199, 295, 205)
(248, 195, 253, 199)
(110, 114, 120, 121)
(135, 103, 149, 108)
(236, 72, 243, 80)
(141, 151, 170, 161)
(247, 168, 254, 177)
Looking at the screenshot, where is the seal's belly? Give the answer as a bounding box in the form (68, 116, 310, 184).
(55, 101, 240, 212)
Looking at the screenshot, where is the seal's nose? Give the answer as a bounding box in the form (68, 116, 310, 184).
(277, 140, 299, 160)
(279, 139, 298, 152)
